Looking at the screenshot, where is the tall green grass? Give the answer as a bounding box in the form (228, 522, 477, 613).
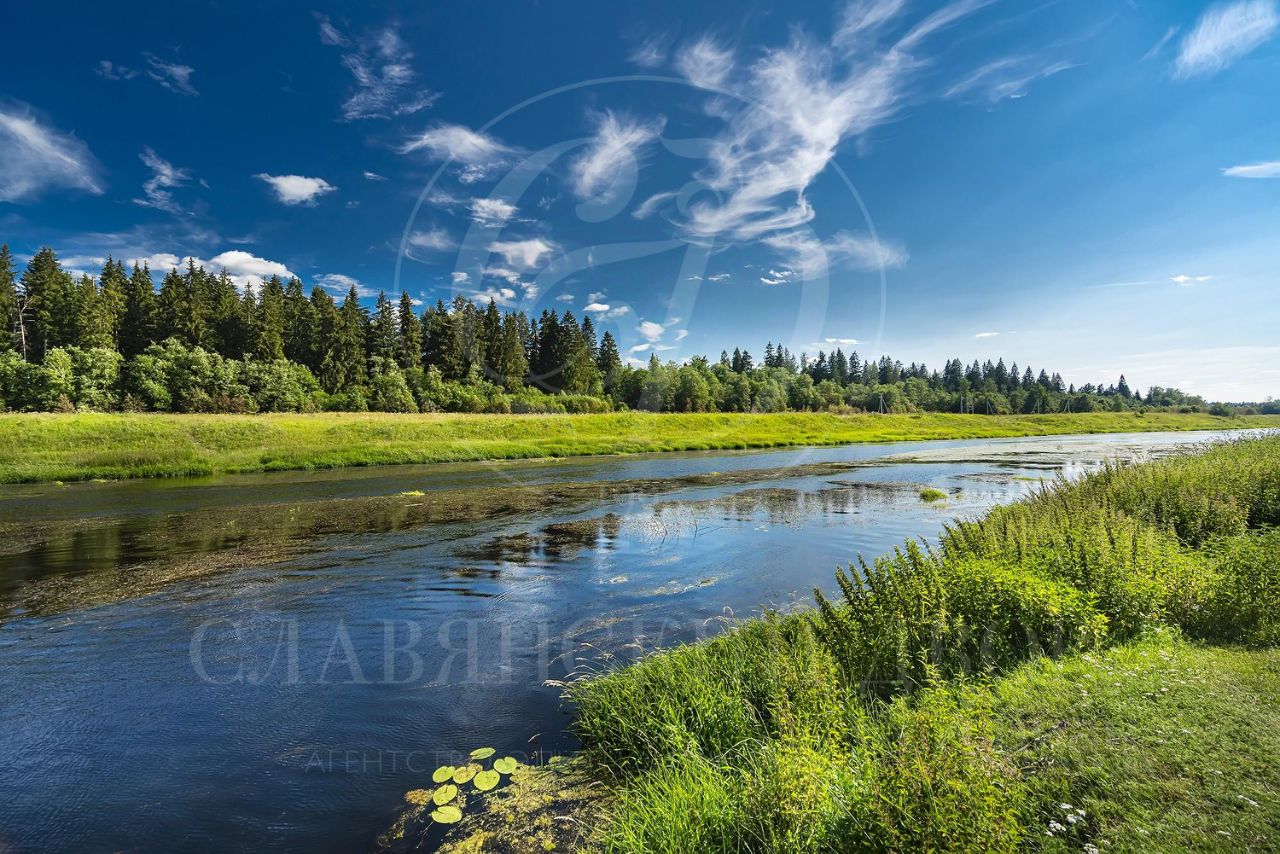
(1, 410, 1274, 483)
(562, 435, 1280, 851)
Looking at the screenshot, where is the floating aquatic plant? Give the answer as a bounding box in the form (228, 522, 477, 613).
(493, 757, 517, 774)
(453, 764, 479, 784)
(404, 789, 432, 806)
(432, 765, 456, 783)
(473, 769, 500, 791)
(433, 784, 458, 805)
(430, 805, 462, 824)
(470, 747, 496, 760)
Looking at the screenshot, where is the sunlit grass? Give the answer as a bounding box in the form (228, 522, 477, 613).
(0, 410, 1273, 483)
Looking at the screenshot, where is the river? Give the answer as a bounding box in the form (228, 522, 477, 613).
(0, 429, 1248, 852)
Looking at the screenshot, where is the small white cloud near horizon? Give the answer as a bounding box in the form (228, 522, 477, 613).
(451, 271, 470, 285)
(1222, 159, 1280, 178)
(128, 250, 294, 292)
(974, 331, 1000, 338)
(0, 103, 104, 202)
(1174, 0, 1278, 79)
(257, 173, 337, 205)
(317, 271, 378, 299)
(1170, 274, 1212, 285)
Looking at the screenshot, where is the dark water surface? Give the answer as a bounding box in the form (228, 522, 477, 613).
(0, 430, 1245, 852)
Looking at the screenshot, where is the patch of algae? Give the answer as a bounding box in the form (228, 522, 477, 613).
(437, 759, 604, 853)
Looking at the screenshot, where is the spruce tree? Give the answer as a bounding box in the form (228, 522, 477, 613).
(598, 330, 622, 389)
(282, 278, 314, 365)
(0, 244, 15, 353)
(369, 291, 398, 362)
(338, 286, 368, 388)
(97, 258, 127, 349)
(254, 276, 286, 361)
(20, 247, 76, 360)
(120, 264, 157, 357)
(74, 273, 114, 350)
(397, 291, 422, 370)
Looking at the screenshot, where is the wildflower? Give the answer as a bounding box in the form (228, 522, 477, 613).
(1049, 821, 1067, 834)
(1084, 845, 1100, 854)
(1060, 803, 1074, 811)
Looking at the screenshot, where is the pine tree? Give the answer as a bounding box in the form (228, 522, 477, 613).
(206, 270, 244, 356)
(598, 331, 622, 389)
(97, 258, 127, 349)
(254, 275, 286, 361)
(20, 247, 76, 360)
(369, 291, 398, 362)
(495, 313, 528, 390)
(397, 291, 422, 370)
(0, 245, 16, 353)
(120, 264, 157, 357)
(282, 278, 314, 365)
(310, 287, 344, 392)
(338, 286, 368, 389)
(481, 298, 502, 373)
(74, 273, 114, 349)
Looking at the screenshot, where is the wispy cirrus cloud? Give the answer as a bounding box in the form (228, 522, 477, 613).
(651, 0, 988, 260)
(134, 147, 192, 214)
(1222, 160, 1280, 178)
(570, 111, 665, 205)
(318, 17, 438, 120)
(317, 272, 379, 299)
(761, 230, 907, 281)
(469, 197, 519, 228)
(1174, 0, 1278, 79)
(400, 123, 516, 183)
(0, 101, 104, 202)
(944, 56, 1075, 104)
(97, 53, 198, 95)
(256, 173, 337, 206)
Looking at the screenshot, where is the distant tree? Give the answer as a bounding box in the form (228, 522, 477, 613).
(397, 291, 422, 370)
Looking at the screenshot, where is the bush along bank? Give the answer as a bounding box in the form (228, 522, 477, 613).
(547, 436, 1280, 852)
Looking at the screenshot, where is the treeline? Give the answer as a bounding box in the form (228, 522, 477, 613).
(0, 245, 1267, 415)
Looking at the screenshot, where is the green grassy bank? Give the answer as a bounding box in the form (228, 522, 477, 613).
(438, 435, 1280, 852)
(2, 410, 1275, 484)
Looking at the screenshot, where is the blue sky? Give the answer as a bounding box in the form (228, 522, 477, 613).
(1, 0, 1277, 399)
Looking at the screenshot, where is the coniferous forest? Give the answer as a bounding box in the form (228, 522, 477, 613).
(0, 246, 1263, 416)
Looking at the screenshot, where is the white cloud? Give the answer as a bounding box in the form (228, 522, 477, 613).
(488, 238, 555, 269)
(364, 170, 388, 182)
(401, 123, 515, 182)
(472, 286, 518, 306)
(974, 331, 1000, 338)
(824, 337, 858, 345)
(320, 20, 438, 120)
(707, 272, 731, 281)
(556, 293, 576, 303)
(317, 272, 378, 299)
(1223, 160, 1280, 178)
(451, 271, 470, 285)
(629, 34, 669, 68)
(570, 111, 665, 202)
(584, 302, 611, 313)
(134, 147, 191, 214)
(760, 269, 795, 286)
(1143, 25, 1181, 61)
(675, 37, 735, 89)
(1170, 274, 1212, 285)
(127, 250, 295, 292)
(674, 329, 689, 341)
(256, 173, 337, 206)
(669, 2, 988, 245)
(144, 53, 198, 95)
(1174, 0, 1278, 79)
(944, 57, 1074, 104)
(407, 228, 455, 252)
(587, 291, 607, 303)
(0, 103, 104, 202)
(638, 320, 666, 341)
(762, 230, 908, 280)
(469, 197, 519, 228)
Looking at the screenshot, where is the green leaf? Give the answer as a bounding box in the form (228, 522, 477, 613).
(430, 805, 462, 824)
(473, 769, 500, 791)
(493, 757, 518, 774)
(432, 765, 456, 784)
(433, 784, 458, 805)
(469, 747, 496, 760)
(453, 764, 478, 784)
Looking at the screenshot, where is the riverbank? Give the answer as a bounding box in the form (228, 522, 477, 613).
(430, 435, 1280, 851)
(1, 410, 1275, 484)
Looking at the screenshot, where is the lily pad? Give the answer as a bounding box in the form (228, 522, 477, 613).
(432, 784, 458, 805)
(405, 789, 432, 806)
(473, 769, 500, 791)
(453, 764, 478, 784)
(432, 765, 456, 783)
(469, 747, 496, 760)
(493, 757, 518, 774)
(430, 805, 462, 824)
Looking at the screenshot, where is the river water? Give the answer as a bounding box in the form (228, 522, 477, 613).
(0, 429, 1246, 852)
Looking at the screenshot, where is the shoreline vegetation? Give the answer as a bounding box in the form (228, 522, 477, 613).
(1, 410, 1277, 485)
(426, 435, 1280, 852)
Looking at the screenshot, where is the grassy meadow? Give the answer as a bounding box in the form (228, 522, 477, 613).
(438, 435, 1280, 852)
(1, 410, 1276, 484)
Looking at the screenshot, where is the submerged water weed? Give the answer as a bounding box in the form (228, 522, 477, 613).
(919, 486, 948, 502)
